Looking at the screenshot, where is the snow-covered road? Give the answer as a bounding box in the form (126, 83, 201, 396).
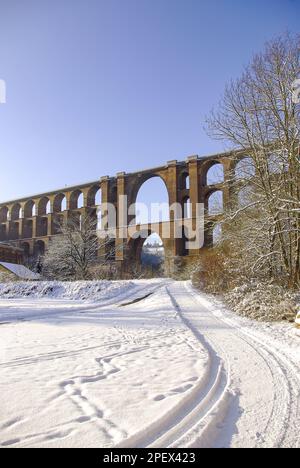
(0, 280, 299, 448)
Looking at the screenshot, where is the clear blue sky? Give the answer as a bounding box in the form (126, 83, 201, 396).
(0, 0, 299, 202)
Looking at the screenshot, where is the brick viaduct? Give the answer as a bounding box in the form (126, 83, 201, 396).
(0, 152, 237, 275)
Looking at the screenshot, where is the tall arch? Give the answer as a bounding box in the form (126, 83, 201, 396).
(180, 172, 190, 190)
(0, 206, 9, 223)
(24, 200, 36, 218)
(127, 229, 165, 276)
(53, 193, 67, 212)
(87, 185, 101, 207)
(135, 176, 170, 225)
(38, 197, 51, 216)
(235, 156, 255, 180)
(69, 190, 84, 210)
(141, 233, 165, 272)
(205, 162, 224, 186)
(11, 203, 22, 220)
(34, 240, 46, 257)
(207, 190, 223, 215)
(21, 242, 30, 258)
(23, 219, 33, 238)
(0, 224, 7, 241)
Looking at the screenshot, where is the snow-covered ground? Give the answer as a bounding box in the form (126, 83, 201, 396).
(0, 279, 299, 448)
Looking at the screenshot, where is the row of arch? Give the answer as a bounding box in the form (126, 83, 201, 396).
(0, 155, 259, 248)
(0, 186, 102, 223)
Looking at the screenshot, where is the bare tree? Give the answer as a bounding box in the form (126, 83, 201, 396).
(42, 213, 119, 280)
(206, 33, 300, 288)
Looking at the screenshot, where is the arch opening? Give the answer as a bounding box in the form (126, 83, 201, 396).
(24, 200, 36, 218)
(21, 242, 30, 258)
(11, 204, 22, 221)
(135, 176, 169, 225)
(235, 157, 255, 179)
(206, 163, 224, 186)
(53, 193, 67, 213)
(207, 190, 223, 216)
(23, 219, 33, 238)
(0, 206, 9, 223)
(38, 197, 51, 216)
(237, 186, 253, 208)
(141, 233, 165, 274)
(35, 240, 46, 257)
(37, 216, 48, 237)
(9, 222, 19, 240)
(180, 172, 190, 190)
(70, 190, 84, 210)
(87, 186, 101, 207)
(0, 224, 6, 241)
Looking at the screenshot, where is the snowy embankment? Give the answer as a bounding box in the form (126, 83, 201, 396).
(0, 280, 299, 448)
(0, 280, 138, 301)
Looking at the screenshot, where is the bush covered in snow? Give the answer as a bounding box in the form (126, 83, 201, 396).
(224, 283, 298, 322)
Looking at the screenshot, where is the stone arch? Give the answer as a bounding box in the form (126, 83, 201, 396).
(180, 171, 190, 190)
(53, 193, 67, 212)
(38, 197, 51, 216)
(24, 200, 36, 218)
(23, 219, 33, 238)
(127, 228, 153, 258)
(0, 224, 7, 241)
(11, 203, 22, 220)
(134, 175, 170, 225)
(127, 229, 165, 275)
(127, 229, 152, 262)
(110, 184, 118, 203)
(141, 233, 165, 271)
(203, 161, 225, 186)
(69, 211, 82, 230)
(237, 186, 253, 208)
(34, 240, 46, 257)
(69, 190, 84, 210)
(87, 185, 101, 207)
(207, 189, 224, 215)
(36, 216, 48, 237)
(235, 156, 255, 180)
(129, 172, 170, 208)
(0, 206, 9, 223)
(9, 221, 20, 240)
(53, 213, 65, 234)
(21, 242, 30, 258)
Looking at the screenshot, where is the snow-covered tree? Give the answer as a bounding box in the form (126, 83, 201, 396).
(206, 33, 300, 288)
(42, 213, 117, 280)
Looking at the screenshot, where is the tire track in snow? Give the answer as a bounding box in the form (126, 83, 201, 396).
(185, 282, 300, 448)
(116, 286, 232, 448)
(117, 282, 299, 448)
